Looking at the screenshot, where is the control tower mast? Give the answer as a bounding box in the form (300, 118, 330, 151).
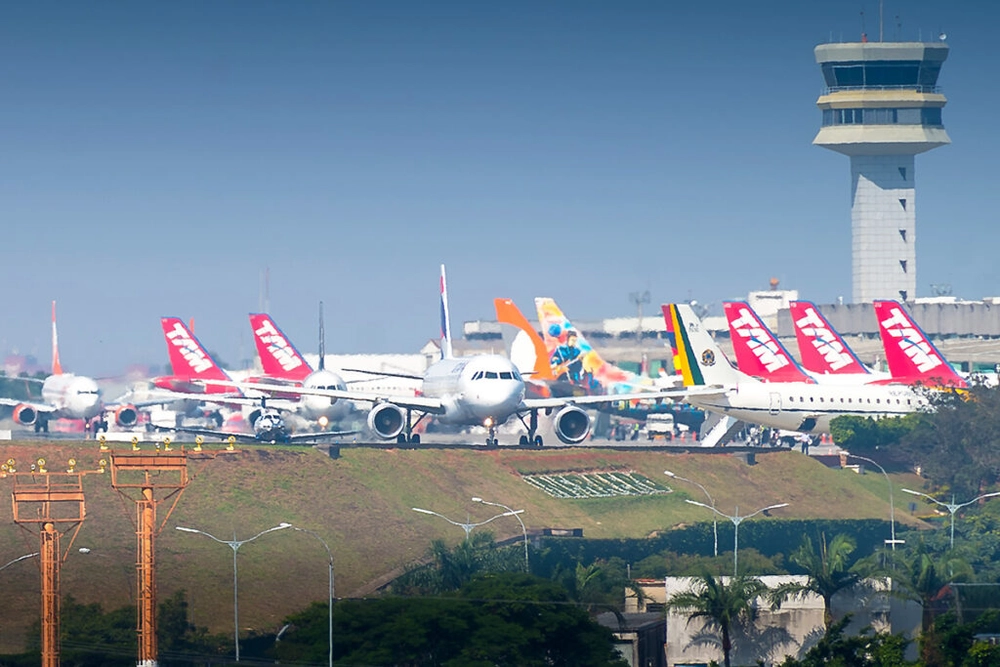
(813, 40, 949, 303)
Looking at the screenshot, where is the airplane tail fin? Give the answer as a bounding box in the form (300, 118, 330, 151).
(789, 301, 868, 375)
(161, 317, 229, 380)
(439, 264, 453, 360)
(663, 304, 744, 387)
(318, 301, 326, 371)
(873, 301, 967, 388)
(51, 301, 63, 375)
(248, 314, 312, 381)
(723, 302, 814, 383)
(494, 298, 554, 380)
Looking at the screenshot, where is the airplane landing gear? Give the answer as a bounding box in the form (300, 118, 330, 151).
(515, 410, 543, 448)
(396, 409, 427, 444)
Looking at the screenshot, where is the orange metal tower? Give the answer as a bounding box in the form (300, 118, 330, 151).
(109, 446, 190, 667)
(10, 458, 88, 667)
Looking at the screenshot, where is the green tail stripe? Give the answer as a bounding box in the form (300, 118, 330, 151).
(675, 307, 705, 386)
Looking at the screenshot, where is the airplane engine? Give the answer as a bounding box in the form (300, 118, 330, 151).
(367, 403, 406, 440)
(553, 405, 591, 445)
(114, 405, 139, 428)
(12, 404, 37, 426)
(248, 408, 263, 426)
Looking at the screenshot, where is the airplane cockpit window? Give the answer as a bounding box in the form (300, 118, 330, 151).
(471, 371, 483, 380)
(485, 371, 499, 379)
(512, 369, 522, 381)
(499, 372, 513, 379)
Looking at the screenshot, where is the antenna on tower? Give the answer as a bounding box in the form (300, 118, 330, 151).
(318, 301, 326, 371)
(259, 267, 271, 314)
(879, 0, 883, 41)
(860, 9, 867, 42)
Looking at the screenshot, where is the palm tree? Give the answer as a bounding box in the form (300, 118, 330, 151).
(668, 573, 768, 667)
(769, 533, 865, 631)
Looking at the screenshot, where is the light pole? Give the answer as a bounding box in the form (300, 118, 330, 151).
(0, 552, 38, 573)
(685, 500, 789, 577)
(664, 470, 718, 557)
(472, 497, 529, 572)
(412, 506, 524, 541)
(843, 453, 904, 551)
(175, 523, 291, 662)
(901, 489, 1000, 550)
(288, 526, 334, 667)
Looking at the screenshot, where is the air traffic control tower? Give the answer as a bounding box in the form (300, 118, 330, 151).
(814, 41, 949, 303)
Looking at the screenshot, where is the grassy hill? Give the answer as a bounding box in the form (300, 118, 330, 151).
(0, 440, 922, 653)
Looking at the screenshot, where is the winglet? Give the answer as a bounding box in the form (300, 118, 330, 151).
(724, 302, 814, 383)
(789, 301, 868, 375)
(51, 301, 63, 375)
(494, 298, 553, 380)
(873, 301, 967, 388)
(439, 264, 453, 360)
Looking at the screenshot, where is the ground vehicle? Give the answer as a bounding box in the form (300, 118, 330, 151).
(644, 412, 676, 440)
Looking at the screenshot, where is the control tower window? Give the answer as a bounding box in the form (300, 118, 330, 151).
(821, 107, 944, 127)
(822, 60, 933, 89)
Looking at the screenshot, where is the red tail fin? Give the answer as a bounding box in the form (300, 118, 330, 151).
(160, 317, 228, 380)
(724, 302, 814, 383)
(248, 314, 312, 381)
(789, 301, 868, 375)
(51, 301, 63, 375)
(873, 301, 966, 388)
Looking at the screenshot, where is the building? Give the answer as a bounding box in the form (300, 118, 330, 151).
(813, 40, 950, 303)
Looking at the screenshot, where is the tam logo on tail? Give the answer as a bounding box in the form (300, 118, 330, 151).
(728, 307, 790, 373)
(878, 306, 943, 373)
(163, 321, 215, 375)
(253, 318, 305, 373)
(794, 306, 858, 372)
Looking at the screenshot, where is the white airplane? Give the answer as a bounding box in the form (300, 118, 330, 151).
(0, 302, 138, 432)
(665, 303, 929, 436)
(207, 266, 688, 446)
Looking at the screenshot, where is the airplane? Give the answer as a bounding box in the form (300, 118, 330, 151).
(723, 302, 816, 383)
(203, 266, 689, 447)
(664, 303, 930, 436)
(788, 301, 875, 376)
(247, 304, 352, 426)
(0, 302, 138, 433)
(873, 300, 968, 389)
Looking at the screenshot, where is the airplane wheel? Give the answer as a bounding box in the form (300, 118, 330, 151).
(410, 434, 420, 444)
(42, 421, 49, 434)
(486, 438, 498, 448)
(34, 422, 41, 434)
(533, 436, 543, 447)
(519, 435, 529, 446)
(397, 434, 407, 444)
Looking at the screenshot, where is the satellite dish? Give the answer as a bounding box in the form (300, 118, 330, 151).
(938, 32, 947, 41)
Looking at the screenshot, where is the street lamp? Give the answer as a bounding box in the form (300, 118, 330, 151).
(843, 453, 904, 551)
(175, 523, 291, 662)
(685, 500, 789, 577)
(901, 489, 1000, 549)
(288, 526, 335, 667)
(412, 506, 524, 541)
(472, 497, 529, 572)
(664, 470, 718, 557)
(0, 552, 38, 573)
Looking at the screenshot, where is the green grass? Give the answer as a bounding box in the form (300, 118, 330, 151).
(0, 440, 923, 652)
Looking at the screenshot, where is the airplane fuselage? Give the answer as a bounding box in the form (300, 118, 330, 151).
(41, 374, 102, 421)
(422, 354, 525, 427)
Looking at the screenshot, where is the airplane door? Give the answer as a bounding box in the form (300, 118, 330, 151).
(769, 393, 781, 415)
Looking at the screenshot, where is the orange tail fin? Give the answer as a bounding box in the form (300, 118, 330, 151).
(51, 301, 63, 375)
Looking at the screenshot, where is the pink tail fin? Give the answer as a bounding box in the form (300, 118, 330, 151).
(160, 317, 228, 380)
(248, 314, 312, 381)
(873, 301, 966, 388)
(724, 302, 814, 383)
(789, 301, 868, 375)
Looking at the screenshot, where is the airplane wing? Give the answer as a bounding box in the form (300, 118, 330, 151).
(193, 379, 446, 414)
(521, 387, 718, 410)
(0, 398, 57, 413)
(340, 367, 424, 381)
(285, 429, 358, 443)
(154, 425, 260, 443)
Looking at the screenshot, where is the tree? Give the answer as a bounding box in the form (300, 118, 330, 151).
(668, 573, 768, 667)
(776, 615, 914, 667)
(392, 531, 525, 595)
(770, 533, 866, 631)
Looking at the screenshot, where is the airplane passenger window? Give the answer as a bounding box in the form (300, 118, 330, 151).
(810, 397, 814, 402)
(486, 372, 499, 379)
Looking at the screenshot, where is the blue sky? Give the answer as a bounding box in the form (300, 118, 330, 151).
(2, 1, 998, 375)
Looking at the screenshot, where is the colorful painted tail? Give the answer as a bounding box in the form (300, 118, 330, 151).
(493, 298, 554, 380)
(534, 297, 640, 391)
(51, 301, 63, 375)
(873, 301, 967, 388)
(161, 317, 229, 381)
(249, 313, 312, 381)
(789, 301, 868, 375)
(663, 304, 743, 387)
(723, 302, 814, 383)
(439, 264, 453, 360)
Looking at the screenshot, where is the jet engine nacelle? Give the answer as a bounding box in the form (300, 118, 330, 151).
(553, 405, 591, 444)
(367, 403, 406, 440)
(114, 405, 139, 428)
(12, 404, 37, 426)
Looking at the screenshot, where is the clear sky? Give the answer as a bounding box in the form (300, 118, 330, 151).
(2, 1, 998, 376)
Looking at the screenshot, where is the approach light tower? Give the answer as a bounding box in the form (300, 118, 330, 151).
(814, 39, 949, 303)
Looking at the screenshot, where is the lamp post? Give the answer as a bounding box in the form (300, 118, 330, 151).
(412, 506, 524, 541)
(288, 526, 334, 667)
(901, 489, 1000, 550)
(472, 497, 529, 572)
(664, 470, 718, 557)
(175, 523, 291, 662)
(685, 500, 789, 577)
(843, 453, 904, 551)
(0, 552, 38, 573)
